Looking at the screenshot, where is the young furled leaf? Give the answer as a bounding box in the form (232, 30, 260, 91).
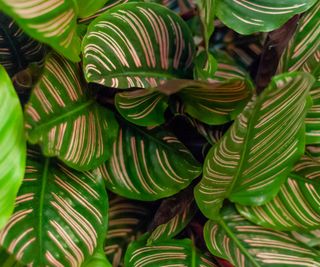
(125, 235, 218, 267)
(237, 156, 320, 231)
(24, 52, 118, 171)
(0, 66, 26, 230)
(97, 123, 202, 201)
(204, 205, 320, 267)
(0, 148, 108, 267)
(216, 0, 317, 35)
(0, 0, 81, 61)
(82, 2, 195, 89)
(195, 72, 314, 220)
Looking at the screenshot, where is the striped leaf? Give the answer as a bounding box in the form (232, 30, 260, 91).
(179, 78, 253, 125)
(237, 155, 320, 231)
(0, 148, 108, 266)
(105, 195, 153, 267)
(195, 72, 314, 220)
(292, 230, 320, 249)
(115, 89, 168, 126)
(97, 123, 202, 200)
(204, 205, 320, 267)
(24, 52, 118, 171)
(0, 0, 81, 61)
(216, 0, 317, 35)
(147, 199, 196, 244)
(194, 51, 218, 81)
(0, 13, 46, 77)
(307, 144, 320, 161)
(0, 66, 26, 230)
(0, 247, 23, 267)
(125, 235, 218, 267)
(82, 2, 195, 89)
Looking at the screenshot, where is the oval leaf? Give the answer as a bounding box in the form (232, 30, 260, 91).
(195, 72, 314, 220)
(0, 65, 26, 230)
(97, 124, 202, 200)
(0, 148, 108, 266)
(24, 52, 118, 171)
(82, 2, 195, 88)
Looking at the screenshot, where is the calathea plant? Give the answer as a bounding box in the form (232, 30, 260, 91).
(0, 0, 319, 266)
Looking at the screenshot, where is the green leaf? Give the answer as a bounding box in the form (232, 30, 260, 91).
(0, 247, 24, 267)
(147, 199, 196, 244)
(115, 89, 168, 127)
(0, 65, 26, 230)
(97, 123, 202, 201)
(195, 72, 314, 220)
(82, 2, 195, 89)
(307, 144, 320, 160)
(204, 205, 320, 267)
(0, 0, 81, 61)
(125, 235, 218, 267)
(24, 52, 118, 171)
(77, 0, 110, 18)
(216, 0, 317, 35)
(237, 155, 320, 231)
(179, 78, 253, 125)
(83, 250, 112, 267)
(0, 13, 46, 77)
(194, 51, 218, 81)
(291, 230, 320, 249)
(0, 148, 108, 266)
(104, 195, 153, 266)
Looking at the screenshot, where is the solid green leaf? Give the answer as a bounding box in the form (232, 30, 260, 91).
(24, 52, 118, 171)
(237, 155, 320, 231)
(216, 0, 317, 34)
(0, 148, 108, 266)
(83, 250, 112, 267)
(97, 123, 202, 201)
(77, 0, 110, 18)
(0, 0, 81, 61)
(147, 199, 196, 244)
(115, 89, 168, 127)
(195, 72, 314, 220)
(0, 247, 24, 267)
(204, 205, 320, 267)
(104, 195, 154, 267)
(0, 65, 26, 230)
(0, 13, 46, 77)
(194, 51, 218, 81)
(82, 2, 195, 89)
(125, 235, 218, 267)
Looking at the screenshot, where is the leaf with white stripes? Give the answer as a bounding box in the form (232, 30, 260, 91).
(147, 199, 196, 244)
(0, 66, 26, 230)
(24, 52, 119, 171)
(195, 72, 314, 220)
(0, 148, 108, 267)
(237, 155, 320, 231)
(0, 13, 46, 77)
(0, 0, 81, 61)
(82, 2, 195, 89)
(292, 230, 320, 249)
(104, 195, 154, 267)
(204, 205, 320, 267)
(125, 234, 218, 267)
(216, 0, 317, 35)
(115, 89, 168, 126)
(97, 123, 202, 201)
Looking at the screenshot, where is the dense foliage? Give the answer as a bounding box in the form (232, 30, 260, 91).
(0, 0, 319, 266)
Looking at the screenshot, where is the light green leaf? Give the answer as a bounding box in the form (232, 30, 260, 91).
(0, 13, 46, 77)
(83, 250, 112, 267)
(77, 0, 110, 18)
(0, 247, 24, 267)
(97, 123, 202, 201)
(0, 148, 108, 266)
(194, 51, 218, 81)
(125, 235, 218, 267)
(82, 2, 195, 89)
(216, 0, 317, 34)
(0, 65, 26, 230)
(115, 89, 168, 127)
(24, 52, 118, 171)
(204, 205, 320, 267)
(0, 0, 81, 61)
(195, 72, 314, 220)
(104, 195, 153, 267)
(237, 155, 320, 231)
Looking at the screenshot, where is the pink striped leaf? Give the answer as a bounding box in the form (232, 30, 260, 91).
(205, 205, 320, 267)
(0, 148, 108, 267)
(82, 2, 195, 89)
(24, 52, 119, 171)
(97, 124, 202, 200)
